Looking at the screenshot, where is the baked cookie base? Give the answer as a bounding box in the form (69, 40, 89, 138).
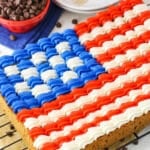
(0, 96, 150, 150)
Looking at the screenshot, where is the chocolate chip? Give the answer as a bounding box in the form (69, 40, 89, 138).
(15, 0, 21, 6)
(6, 7, 11, 15)
(27, 0, 32, 5)
(6, 131, 14, 137)
(26, 4, 30, 9)
(120, 138, 125, 142)
(10, 14, 19, 20)
(9, 34, 17, 41)
(0, 2, 7, 8)
(72, 18, 78, 24)
(19, 4, 24, 9)
(0, 9, 8, 19)
(6, 2, 13, 7)
(10, 124, 15, 130)
(56, 22, 62, 28)
(16, 7, 22, 14)
(35, 10, 41, 16)
(119, 147, 128, 150)
(19, 15, 24, 20)
(31, 5, 37, 10)
(0, 0, 47, 21)
(30, 14, 35, 18)
(3, 7, 8, 12)
(42, 0, 47, 6)
(29, 8, 34, 14)
(133, 139, 139, 145)
(23, 11, 30, 19)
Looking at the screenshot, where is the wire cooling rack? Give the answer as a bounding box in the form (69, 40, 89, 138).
(0, 108, 150, 150)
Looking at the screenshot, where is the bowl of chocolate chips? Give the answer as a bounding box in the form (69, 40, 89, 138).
(0, 0, 50, 33)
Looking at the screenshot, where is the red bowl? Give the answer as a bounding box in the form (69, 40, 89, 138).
(0, 0, 50, 33)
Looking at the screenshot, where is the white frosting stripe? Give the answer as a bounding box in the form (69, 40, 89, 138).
(56, 41, 71, 54)
(21, 67, 39, 80)
(31, 84, 51, 97)
(79, 4, 149, 44)
(4, 65, 19, 76)
(24, 63, 150, 130)
(48, 55, 65, 68)
(61, 71, 78, 83)
(89, 18, 150, 58)
(15, 82, 30, 93)
(103, 42, 150, 70)
(66, 57, 84, 70)
(58, 99, 150, 150)
(34, 97, 150, 150)
(33, 84, 150, 149)
(31, 52, 47, 65)
(41, 69, 57, 83)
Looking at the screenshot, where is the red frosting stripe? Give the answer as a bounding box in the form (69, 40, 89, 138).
(75, 0, 143, 36)
(84, 11, 150, 50)
(41, 94, 150, 150)
(29, 72, 150, 140)
(96, 42, 149, 65)
(17, 51, 150, 122)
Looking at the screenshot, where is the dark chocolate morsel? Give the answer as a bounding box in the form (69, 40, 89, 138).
(133, 139, 139, 145)
(72, 18, 78, 24)
(6, 131, 14, 137)
(9, 34, 17, 41)
(10, 124, 15, 130)
(0, 0, 47, 20)
(56, 22, 62, 28)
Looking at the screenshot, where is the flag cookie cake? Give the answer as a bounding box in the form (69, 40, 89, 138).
(0, 0, 150, 149)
